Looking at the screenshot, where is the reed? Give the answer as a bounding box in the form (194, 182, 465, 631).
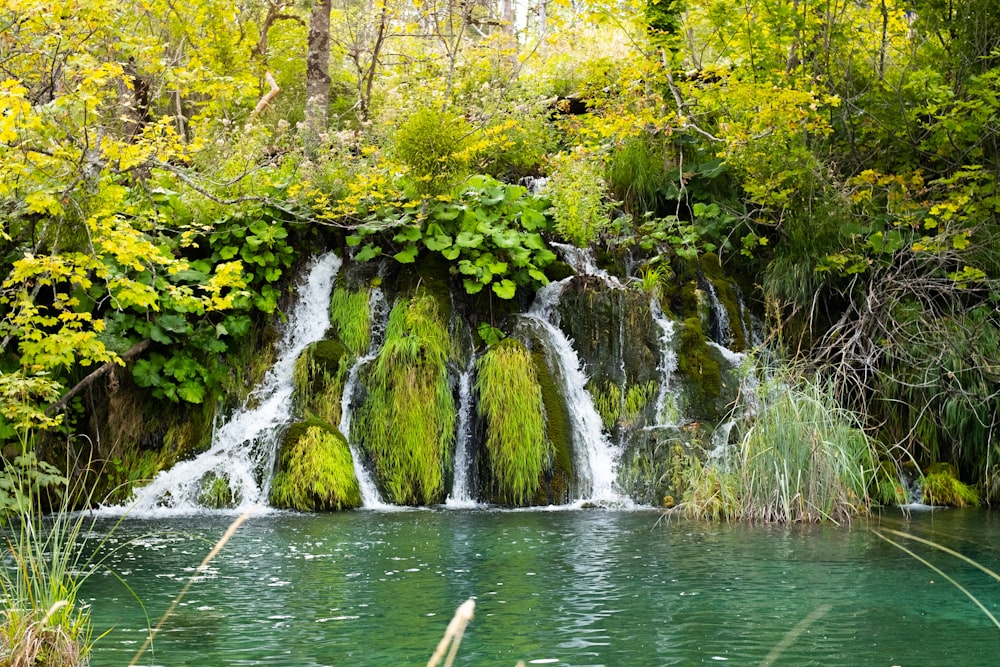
(682, 372, 892, 522)
(476, 339, 549, 505)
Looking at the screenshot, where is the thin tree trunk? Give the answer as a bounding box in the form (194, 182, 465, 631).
(304, 0, 332, 147)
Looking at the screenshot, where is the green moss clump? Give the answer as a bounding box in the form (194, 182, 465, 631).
(588, 379, 658, 431)
(544, 261, 575, 283)
(330, 288, 371, 356)
(531, 348, 573, 504)
(270, 423, 361, 511)
(293, 339, 350, 425)
(922, 463, 980, 507)
(355, 289, 455, 504)
(677, 317, 722, 414)
(476, 339, 549, 506)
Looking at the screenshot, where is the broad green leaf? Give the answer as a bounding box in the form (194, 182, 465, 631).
(394, 245, 419, 263)
(492, 279, 517, 299)
(456, 231, 483, 248)
(424, 234, 453, 251)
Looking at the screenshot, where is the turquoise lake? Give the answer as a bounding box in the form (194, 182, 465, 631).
(80, 508, 1000, 666)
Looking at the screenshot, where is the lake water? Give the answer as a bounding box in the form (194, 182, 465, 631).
(80, 508, 1000, 666)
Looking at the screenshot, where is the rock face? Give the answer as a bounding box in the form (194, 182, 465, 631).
(107, 250, 753, 510)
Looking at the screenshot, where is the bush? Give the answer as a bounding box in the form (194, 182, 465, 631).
(546, 150, 613, 247)
(392, 106, 472, 193)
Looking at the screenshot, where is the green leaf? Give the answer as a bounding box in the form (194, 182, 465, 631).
(132, 358, 162, 387)
(177, 381, 206, 403)
(456, 231, 484, 248)
(149, 324, 173, 344)
(492, 279, 517, 299)
(441, 246, 461, 261)
(156, 313, 190, 334)
(393, 226, 422, 243)
(424, 234, 453, 251)
(356, 244, 382, 262)
(394, 245, 419, 263)
(463, 278, 485, 294)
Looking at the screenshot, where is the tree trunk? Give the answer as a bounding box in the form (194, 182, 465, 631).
(304, 0, 332, 148)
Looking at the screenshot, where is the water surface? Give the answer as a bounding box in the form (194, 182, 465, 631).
(81, 508, 1000, 666)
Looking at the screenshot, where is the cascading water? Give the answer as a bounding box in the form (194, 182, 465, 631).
(339, 287, 389, 508)
(109, 252, 342, 516)
(704, 280, 733, 347)
(650, 298, 679, 428)
(445, 356, 478, 507)
(523, 279, 626, 505)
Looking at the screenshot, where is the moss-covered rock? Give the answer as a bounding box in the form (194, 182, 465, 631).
(270, 421, 361, 511)
(531, 347, 573, 505)
(355, 287, 455, 504)
(676, 317, 723, 421)
(699, 252, 746, 351)
(922, 462, 980, 507)
(476, 338, 549, 505)
(293, 339, 350, 425)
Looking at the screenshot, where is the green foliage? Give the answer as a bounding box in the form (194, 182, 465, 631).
(329, 288, 372, 356)
(684, 373, 889, 523)
(197, 472, 241, 509)
(346, 175, 556, 299)
(546, 151, 612, 247)
(392, 106, 473, 193)
(270, 424, 361, 511)
(355, 290, 455, 505)
(605, 134, 672, 218)
(293, 339, 351, 427)
(588, 380, 657, 431)
(921, 464, 981, 508)
(476, 339, 549, 506)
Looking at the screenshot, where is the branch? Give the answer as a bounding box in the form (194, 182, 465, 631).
(252, 71, 280, 114)
(46, 338, 152, 415)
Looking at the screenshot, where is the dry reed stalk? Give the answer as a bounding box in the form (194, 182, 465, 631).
(758, 604, 831, 666)
(128, 511, 252, 666)
(427, 598, 475, 667)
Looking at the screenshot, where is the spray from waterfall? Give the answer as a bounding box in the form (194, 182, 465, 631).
(105, 252, 342, 516)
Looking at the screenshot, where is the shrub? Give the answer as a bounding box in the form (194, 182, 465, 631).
(546, 150, 613, 247)
(922, 463, 980, 507)
(392, 106, 472, 193)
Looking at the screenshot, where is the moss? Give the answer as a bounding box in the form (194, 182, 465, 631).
(543, 261, 575, 283)
(329, 288, 371, 356)
(699, 252, 746, 351)
(531, 348, 573, 504)
(355, 288, 455, 505)
(270, 422, 361, 511)
(922, 463, 980, 507)
(676, 317, 722, 418)
(293, 339, 351, 425)
(476, 339, 549, 506)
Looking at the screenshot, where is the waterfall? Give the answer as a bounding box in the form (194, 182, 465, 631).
(445, 356, 478, 507)
(650, 298, 679, 428)
(109, 252, 342, 516)
(523, 280, 626, 505)
(339, 287, 389, 508)
(704, 280, 733, 347)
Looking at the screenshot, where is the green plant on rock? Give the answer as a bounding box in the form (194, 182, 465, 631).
(921, 463, 980, 507)
(476, 339, 549, 506)
(329, 287, 372, 356)
(293, 340, 351, 426)
(588, 380, 658, 431)
(270, 423, 361, 511)
(355, 290, 455, 505)
(676, 317, 722, 414)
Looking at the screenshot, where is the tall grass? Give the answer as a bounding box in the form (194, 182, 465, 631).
(329, 286, 371, 357)
(355, 290, 455, 504)
(682, 372, 896, 523)
(0, 454, 115, 667)
(476, 339, 549, 505)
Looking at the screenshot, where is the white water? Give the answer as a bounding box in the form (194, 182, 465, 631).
(549, 242, 624, 287)
(650, 298, 680, 428)
(107, 252, 342, 517)
(445, 356, 479, 508)
(704, 280, 732, 346)
(523, 280, 626, 505)
(339, 288, 390, 508)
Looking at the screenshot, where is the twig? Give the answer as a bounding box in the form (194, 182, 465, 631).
(252, 71, 280, 114)
(427, 598, 475, 667)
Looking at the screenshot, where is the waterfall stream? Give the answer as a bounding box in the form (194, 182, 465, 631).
(650, 298, 679, 428)
(445, 356, 478, 507)
(108, 252, 342, 516)
(523, 280, 625, 505)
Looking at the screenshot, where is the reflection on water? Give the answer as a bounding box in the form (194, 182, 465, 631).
(80, 509, 1000, 666)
